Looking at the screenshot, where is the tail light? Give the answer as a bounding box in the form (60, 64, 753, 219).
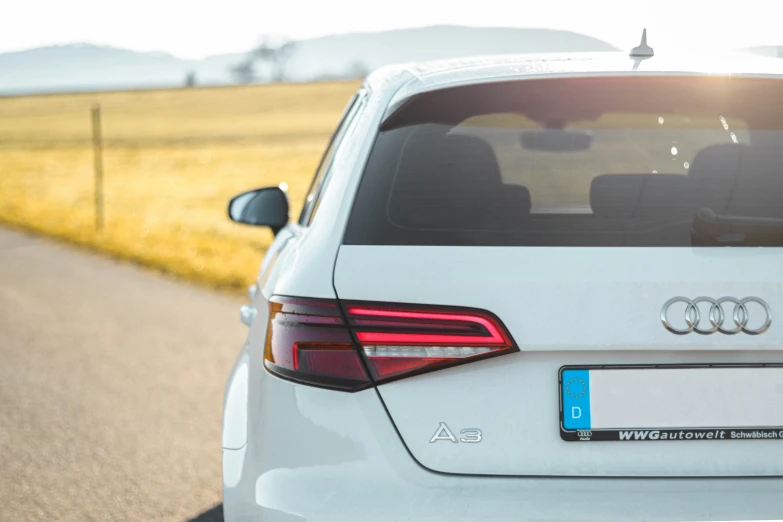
(263, 297, 517, 391)
(345, 303, 517, 383)
(264, 297, 371, 391)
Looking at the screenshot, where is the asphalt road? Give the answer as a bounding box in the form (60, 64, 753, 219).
(0, 227, 247, 521)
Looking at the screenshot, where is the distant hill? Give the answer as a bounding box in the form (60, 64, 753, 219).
(0, 44, 191, 94)
(740, 46, 783, 58)
(278, 26, 617, 80)
(0, 25, 618, 95)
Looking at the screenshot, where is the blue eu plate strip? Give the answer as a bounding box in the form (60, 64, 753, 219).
(562, 369, 591, 430)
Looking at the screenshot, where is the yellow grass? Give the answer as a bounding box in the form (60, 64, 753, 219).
(0, 81, 361, 292)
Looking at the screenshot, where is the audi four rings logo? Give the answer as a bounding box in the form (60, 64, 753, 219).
(661, 297, 772, 335)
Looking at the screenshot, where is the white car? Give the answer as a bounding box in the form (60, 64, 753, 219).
(221, 42, 783, 521)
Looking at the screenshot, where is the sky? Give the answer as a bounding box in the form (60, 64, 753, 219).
(4, 0, 783, 59)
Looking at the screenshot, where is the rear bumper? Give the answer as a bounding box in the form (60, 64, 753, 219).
(223, 368, 783, 522)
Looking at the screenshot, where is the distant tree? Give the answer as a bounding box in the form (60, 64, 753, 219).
(251, 37, 297, 82)
(184, 71, 197, 87)
(229, 36, 297, 84)
(230, 58, 257, 84)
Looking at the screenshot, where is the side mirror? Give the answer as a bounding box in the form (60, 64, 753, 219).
(228, 186, 289, 235)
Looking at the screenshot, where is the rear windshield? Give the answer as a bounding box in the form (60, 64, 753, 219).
(343, 77, 783, 247)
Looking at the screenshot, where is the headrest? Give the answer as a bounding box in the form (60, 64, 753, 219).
(688, 144, 747, 180)
(389, 127, 530, 228)
(391, 129, 505, 198)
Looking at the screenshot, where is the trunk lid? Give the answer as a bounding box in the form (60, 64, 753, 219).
(335, 246, 783, 477)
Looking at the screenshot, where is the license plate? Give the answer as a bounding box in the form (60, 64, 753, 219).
(560, 364, 783, 442)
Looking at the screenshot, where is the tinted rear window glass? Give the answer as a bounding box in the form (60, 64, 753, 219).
(344, 77, 783, 247)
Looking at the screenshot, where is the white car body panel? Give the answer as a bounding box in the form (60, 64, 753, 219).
(334, 246, 783, 476)
(223, 50, 783, 519)
(223, 362, 783, 521)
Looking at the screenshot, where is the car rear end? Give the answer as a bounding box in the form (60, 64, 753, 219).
(224, 70, 783, 521)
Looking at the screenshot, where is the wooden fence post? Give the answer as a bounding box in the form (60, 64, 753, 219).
(91, 105, 104, 231)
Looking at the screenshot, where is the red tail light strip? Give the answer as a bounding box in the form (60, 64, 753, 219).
(347, 307, 509, 346)
(345, 303, 518, 383)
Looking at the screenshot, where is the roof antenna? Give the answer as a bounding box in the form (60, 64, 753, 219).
(630, 28, 654, 58)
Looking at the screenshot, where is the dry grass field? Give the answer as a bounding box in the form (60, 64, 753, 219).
(0, 81, 361, 292)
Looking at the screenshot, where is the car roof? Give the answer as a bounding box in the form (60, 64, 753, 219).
(366, 51, 783, 116)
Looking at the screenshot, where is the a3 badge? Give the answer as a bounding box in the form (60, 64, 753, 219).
(429, 422, 482, 443)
